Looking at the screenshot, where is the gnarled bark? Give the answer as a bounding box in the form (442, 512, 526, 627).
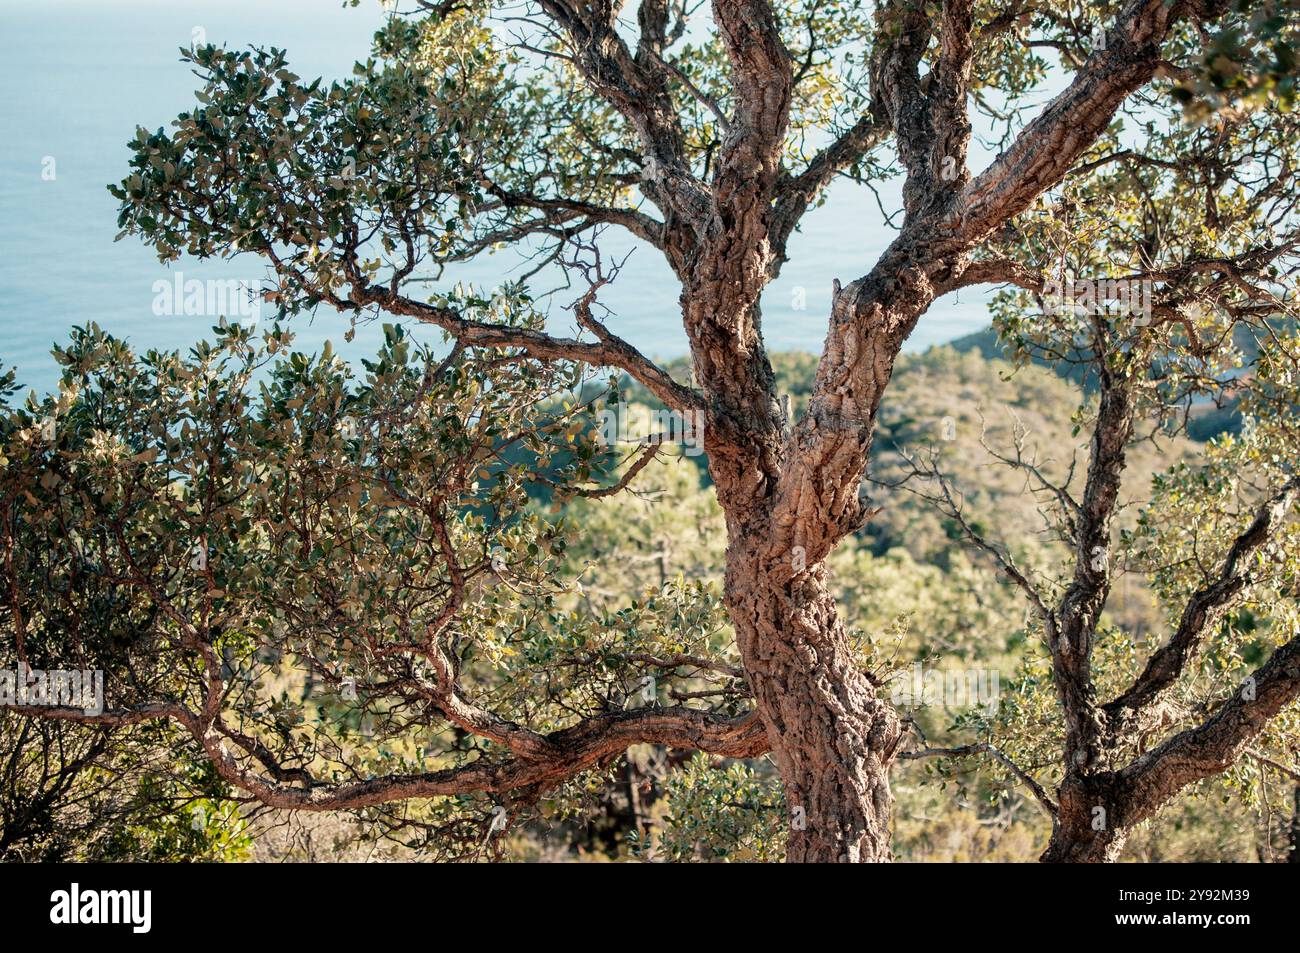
(727, 544, 902, 862)
(1041, 778, 1129, 863)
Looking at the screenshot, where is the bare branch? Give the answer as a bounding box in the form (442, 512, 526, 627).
(346, 282, 707, 416)
(901, 742, 1058, 817)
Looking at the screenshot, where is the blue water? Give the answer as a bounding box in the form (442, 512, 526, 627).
(0, 0, 994, 395)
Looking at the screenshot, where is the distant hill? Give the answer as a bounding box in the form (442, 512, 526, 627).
(946, 326, 1243, 442)
(625, 343, 1197, 650)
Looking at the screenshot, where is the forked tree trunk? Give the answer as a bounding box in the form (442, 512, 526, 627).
(1040, 780, 1128, 862)
(680, 220, 911, 862)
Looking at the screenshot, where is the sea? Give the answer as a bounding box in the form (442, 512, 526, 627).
(0, 0, 999, 396)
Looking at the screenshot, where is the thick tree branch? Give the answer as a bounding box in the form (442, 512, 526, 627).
(536, 0, 711, 236)
(869, 0, 932, 209)
(929, 0, 975, 190)
(710, 0, 793, 236)
(1051, 321, 1135, 771)
(771, 114, 890, 258)
(1105, 475, 1300, 733)
(952, 0, 1224, 244)
(2, 701, 769, 809)
(1111, 632, 1300, 829)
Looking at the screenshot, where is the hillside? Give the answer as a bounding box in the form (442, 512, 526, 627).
(948, 326, 1244, 441)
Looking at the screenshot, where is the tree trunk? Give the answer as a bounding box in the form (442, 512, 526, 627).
(680, 221, 910, 862)
(726, 546, 902, 862)
(1289, 785, 1300, 863)
(1040, 779, 1127, 862)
